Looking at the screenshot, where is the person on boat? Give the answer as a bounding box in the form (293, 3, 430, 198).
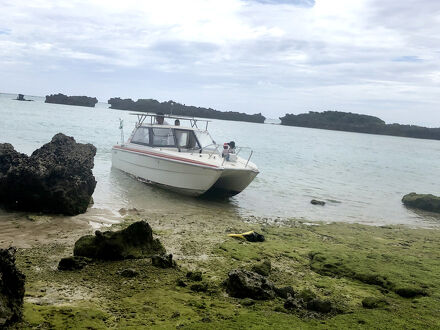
(222, 143, 230, 161)
(155, 113, 169, 125)
(174, 119, 180, 126)
(228, 141, 236, 153)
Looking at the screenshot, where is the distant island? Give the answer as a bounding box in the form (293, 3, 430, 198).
(45, 93, 98, 107)
(108, 98, 266, 123)
(280, 111, 440, 141)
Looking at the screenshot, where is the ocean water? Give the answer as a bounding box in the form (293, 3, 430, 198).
(1, 93, 439, 227)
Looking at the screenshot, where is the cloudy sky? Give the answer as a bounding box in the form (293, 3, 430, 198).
(1, 0, 440, 125)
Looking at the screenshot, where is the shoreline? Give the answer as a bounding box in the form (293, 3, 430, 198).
(2, 207, 440, 328)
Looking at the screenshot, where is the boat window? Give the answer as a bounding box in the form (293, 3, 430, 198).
(194, 131, 214, 148)
(131, 127, 150, 145)
(175, 129, 199, 149)
(152, 128, 175, 147)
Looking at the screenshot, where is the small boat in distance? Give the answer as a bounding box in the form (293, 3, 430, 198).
(111, 113, 259, 197)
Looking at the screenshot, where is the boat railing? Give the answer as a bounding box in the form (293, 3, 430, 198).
(129, 112, 211, 131)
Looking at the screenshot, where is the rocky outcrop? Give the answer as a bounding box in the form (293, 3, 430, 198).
(15, 94, 32, 101)
(108, 97, 266, 123)
(152, 254, 176, 268)
(45, 93, 98, 107)
(74, 221, 166, 260)
(0, 133, 96, 215)
(225, 269, 276, 300)
(58, 256, 91, 271)
(402, 193, 440, 213)
(280, 111, 440, 141)
(0, 248, 25, 327)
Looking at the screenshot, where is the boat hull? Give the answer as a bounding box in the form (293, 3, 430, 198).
(208, 168, 259, 197)
(112, 146, 223, 196)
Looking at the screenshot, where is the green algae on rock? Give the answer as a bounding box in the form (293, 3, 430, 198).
(402, 192, 440, 213)
(73, 221, 165, 260)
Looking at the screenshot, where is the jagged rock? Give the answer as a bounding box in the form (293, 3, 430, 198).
(284, 296, 303, 311)
(45, 93, 98, 107)
(275, 286, 295, 299)
(0, 133, 96, 215)
(152, 254, 176, 268)
(190, 282, 208, 292)
(186, 271, 202, 282)
(225, 269, 276, 300)
(177, 279, 187, 287)
(119, 269, 139, 278)
(58, 256, 91, 271)
(311, 199, 325, 206)
(251, 259, 271, 277)
(74, 221, 165, 260)
(0, 248, 25, 327)
(402, 193, 440, 213)
(15, 94, 32, 102)
(306, 298, 333, 313)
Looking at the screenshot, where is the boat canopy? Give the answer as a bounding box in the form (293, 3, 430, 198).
(130, 113, 211, 131)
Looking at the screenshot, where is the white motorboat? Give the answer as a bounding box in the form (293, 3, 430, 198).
(111, 113, 259, 197)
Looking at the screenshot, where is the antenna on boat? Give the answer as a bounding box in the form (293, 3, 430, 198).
(119, 118, 124, 145)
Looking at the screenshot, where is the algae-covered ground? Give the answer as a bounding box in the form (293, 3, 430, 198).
(2, 208, 440, 329)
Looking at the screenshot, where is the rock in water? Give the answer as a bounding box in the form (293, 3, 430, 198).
(402, 193, 440, 213)
(311, 199, 325, 206)
(74, 221, 166, 260)
(0, 248, 25, 327)
(225, 269, 276, 300)
(0, 133, 96, 215)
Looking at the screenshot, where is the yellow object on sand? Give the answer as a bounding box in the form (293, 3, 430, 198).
(227, 231, 265, 242)
(227, 231, 255, 240)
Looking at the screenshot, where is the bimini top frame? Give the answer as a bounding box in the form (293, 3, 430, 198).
(130, 112, 211, 131)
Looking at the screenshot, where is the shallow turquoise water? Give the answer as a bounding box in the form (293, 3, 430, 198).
(1, 93, 439, 227)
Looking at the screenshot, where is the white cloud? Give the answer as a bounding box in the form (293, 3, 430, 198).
(0, 0, 439, 125)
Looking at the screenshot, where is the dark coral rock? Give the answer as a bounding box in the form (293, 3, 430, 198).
(190, 282, 209, 293)
(152, 254, 176, 268)
(58, 256, 91, 271)
(119, 268, 139, 278)
(275, 286, 295, 299)
(0, 133, 96, 215)
(284, 296, 303, 311)
(74, 221, 165, 260)
(251, 259, 271, 277)
(402, 193, 440, 213)
(306, 298, 333, 313)
(186, 271, 203, 282)
(225, 269, 276, 300)
(311, 199, 325, 206)
(0, 248, 25, 327)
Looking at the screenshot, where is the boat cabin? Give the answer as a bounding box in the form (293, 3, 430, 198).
(127, 113, 215, 152)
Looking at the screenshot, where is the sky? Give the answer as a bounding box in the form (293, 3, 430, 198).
(1, 0, 440, 126)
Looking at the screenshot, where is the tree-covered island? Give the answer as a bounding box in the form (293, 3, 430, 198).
(280, 111, 440, 140)
(108, 98, 266, 123)
(45, 94, 98, 107)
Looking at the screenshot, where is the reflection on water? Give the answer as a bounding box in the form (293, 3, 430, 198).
(1, 93, 440, 228)
(99, 167, 241, 218)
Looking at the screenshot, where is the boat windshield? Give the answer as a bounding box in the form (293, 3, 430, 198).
(194, 131, 214, 148)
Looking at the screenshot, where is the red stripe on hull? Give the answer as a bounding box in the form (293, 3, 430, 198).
(113, 145, 219, 169)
